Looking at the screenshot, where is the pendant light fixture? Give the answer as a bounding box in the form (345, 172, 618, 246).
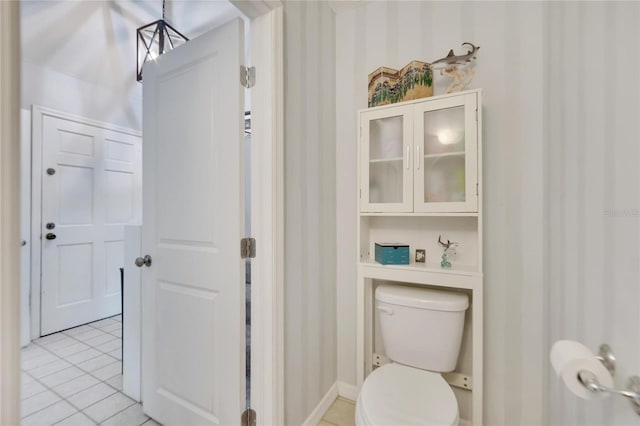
(136, 0, 189, 82)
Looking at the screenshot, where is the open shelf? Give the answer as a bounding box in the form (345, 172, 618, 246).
(360, 258, 481, 277)
(359, 260, 480, 290)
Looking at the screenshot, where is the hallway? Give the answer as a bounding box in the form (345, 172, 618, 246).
(20, 315, 156, 426)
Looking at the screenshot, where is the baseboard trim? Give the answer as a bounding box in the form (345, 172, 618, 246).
(302, 382, 339, 426)
(337, 381, 359, 402)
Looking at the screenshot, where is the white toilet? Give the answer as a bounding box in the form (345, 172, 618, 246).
(355, 284, 469, 426)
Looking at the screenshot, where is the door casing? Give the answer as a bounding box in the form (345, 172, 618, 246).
(121, 3, 285, 425)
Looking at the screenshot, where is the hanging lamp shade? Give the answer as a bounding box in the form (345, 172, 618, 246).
(136, 1, 188, 82)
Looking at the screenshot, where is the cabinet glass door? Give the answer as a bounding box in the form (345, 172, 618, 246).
(360, 105, 413, 212)
(414, 93, 478, 212)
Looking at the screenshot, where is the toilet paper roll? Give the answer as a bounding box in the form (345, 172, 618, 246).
(550, 340, 613, 400)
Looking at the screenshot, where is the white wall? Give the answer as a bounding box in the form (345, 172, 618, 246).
(21, 62, 142, 131)
(547, 2, 640, 425)
(283, 1, 337, 424)
(336, 2, 547, 424)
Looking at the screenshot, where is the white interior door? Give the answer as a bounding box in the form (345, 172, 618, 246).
(141, 19, 245, 425)
(40, 115, 142, 335)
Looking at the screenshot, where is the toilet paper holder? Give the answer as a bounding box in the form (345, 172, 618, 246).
(595, 344, 616, 376)
(578, 344, 640, 416)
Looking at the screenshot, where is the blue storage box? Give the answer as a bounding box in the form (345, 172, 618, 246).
(374, 243, 410, 265)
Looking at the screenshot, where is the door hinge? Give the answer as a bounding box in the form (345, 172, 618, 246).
(241, 408, 256, 426)
(241, 237, 256, 259)
(241, 66, 256, 89)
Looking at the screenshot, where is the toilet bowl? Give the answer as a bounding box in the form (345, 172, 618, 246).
(355, 285, 468, 426)
(355, 363, 459, 426)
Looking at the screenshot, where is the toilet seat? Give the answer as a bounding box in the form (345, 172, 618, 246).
(356, 363, 459, 426)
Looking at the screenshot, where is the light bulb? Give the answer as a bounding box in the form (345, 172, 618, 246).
(437, 129, 461, 145)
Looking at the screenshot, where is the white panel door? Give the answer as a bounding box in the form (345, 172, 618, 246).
(141, 19, 245, 425)
(40, 116, 141, 335)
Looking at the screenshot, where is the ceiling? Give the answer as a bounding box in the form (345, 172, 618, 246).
(20, 0, 244, 90)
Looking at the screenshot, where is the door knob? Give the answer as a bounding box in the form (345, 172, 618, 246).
(135, 255, 152, 267)
(46, 222, 56, 230)
(45, 233, 56, 240)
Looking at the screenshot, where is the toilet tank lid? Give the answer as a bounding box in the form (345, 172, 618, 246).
(376, 284, 469, 311)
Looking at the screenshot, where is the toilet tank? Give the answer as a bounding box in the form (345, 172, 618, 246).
(376, 284, 468, 372)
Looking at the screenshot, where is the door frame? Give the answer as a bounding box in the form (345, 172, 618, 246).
(29, 105, 142, 339)
(122, 3, 285, 424)
(24, 3, 284, 424)
(0, 1, 21, 424)
(240, 4, 285, 425)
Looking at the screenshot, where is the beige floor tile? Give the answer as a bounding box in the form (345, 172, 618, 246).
(100, 322, 121, 333)
(322, 398, 356, 426)
(105, 374, 123, 391)
(50, 342, 91, 358)
(39, 366, 86, 388)
(67, 383, 117, 410)
(82, 393, 135, 423)
(72, 328, 105, 342)
(22, 345, 50, 362)
(35, 333, 69, 346)
(52, 374, 101, 398)
(77, 354, 117, 372)
(95, 338, 121, 354)
(63, 325, 95, 337)
(65, 348, 103, 365)
(21, 379, 48, 399)
(22, 400, 77, 426)
(112, 315, 122, 322)
(108, 349, 122, 360)
(89, 318, 117, 329)
(29, 358, 72, 379)
(101, 403, 149, 426)
(142, 419, 161, 426)
(22, 351, 60, 371)
(22, 389, 61, 417)
(22, 371, 35, 384)
(38, 337, 78, 351)
(319, 421, 338, 426)
(54, 411, 96, 425)
(84, 334, 117, 348)
(91, 361, 122, 381)
(108, 329, 123, 338)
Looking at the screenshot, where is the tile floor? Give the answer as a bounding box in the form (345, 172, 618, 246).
(320, 397, 356, 426)
(20, 315, 159, 426)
